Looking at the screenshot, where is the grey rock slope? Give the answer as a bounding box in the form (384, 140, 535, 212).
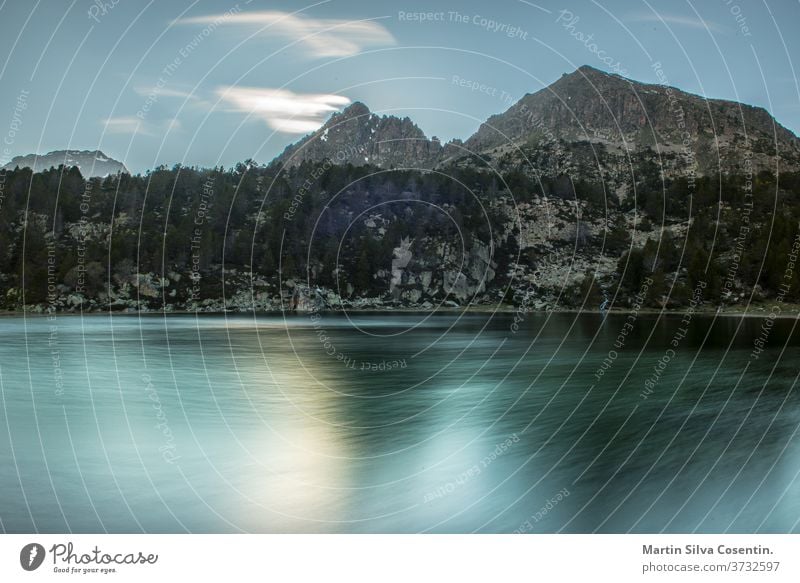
(464, 65, 800, 175)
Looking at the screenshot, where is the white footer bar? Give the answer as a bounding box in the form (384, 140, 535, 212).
(1, 534, 797, 582)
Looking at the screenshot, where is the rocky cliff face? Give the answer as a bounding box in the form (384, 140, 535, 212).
(276, 102, 448, 169)
(384, 235, 497, 306)
(2, 150, 128, 177)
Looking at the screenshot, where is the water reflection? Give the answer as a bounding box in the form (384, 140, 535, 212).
(0, 312, 799, 532)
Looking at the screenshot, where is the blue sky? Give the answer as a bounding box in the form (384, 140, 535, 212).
(1, 0, 798, 173)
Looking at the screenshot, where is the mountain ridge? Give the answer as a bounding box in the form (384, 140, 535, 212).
(466, 64, 799, 152)
(275, 65, 800, 178)
(2, 149, 128, 177)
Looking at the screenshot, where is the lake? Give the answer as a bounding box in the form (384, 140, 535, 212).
(1, 310, 799, 533)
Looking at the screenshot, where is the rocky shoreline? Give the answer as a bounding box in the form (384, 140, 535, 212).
(7, 301, 800, 319)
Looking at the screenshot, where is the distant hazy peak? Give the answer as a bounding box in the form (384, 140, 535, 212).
(2, 149, 128, 177)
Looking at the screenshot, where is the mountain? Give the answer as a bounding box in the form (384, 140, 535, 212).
(4, 66, 799, 315)
(275, 102, 452, 169)
(2, 149, 128, 177)
(463, 64, 800, 176)
(275, 65, 800, 181)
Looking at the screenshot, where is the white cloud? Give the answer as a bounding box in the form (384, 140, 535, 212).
(177, 10, 395, 57)
(104, 116, 148, 135)
(165, 118, 182, 132)
(134, 86, 197, 100)
(627, 12, 727, 33)
(102, 116, 180, 136)
(215, 87, 350, 134)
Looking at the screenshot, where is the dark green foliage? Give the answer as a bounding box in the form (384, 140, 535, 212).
(0, 160, 799, 311)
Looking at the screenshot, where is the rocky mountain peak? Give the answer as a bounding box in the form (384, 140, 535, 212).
(338, 101, 371, 119)
(275, 102, 443, 170)
(463, 64, 800, 176)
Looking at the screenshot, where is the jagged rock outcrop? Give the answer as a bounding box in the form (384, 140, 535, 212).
(381, 235, 497, 305)
(275, 102, 452, 169)
(390, 236, 414, 299)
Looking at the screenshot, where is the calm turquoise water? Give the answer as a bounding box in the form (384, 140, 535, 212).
(1, 311, 800, 533)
